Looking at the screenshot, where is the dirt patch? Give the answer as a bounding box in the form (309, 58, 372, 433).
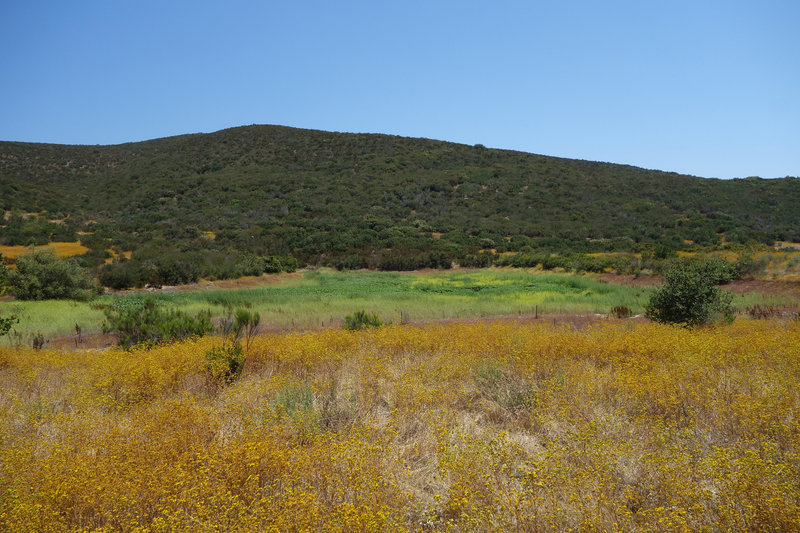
(598, 273, 660, 287)
(599, 273, 800, 297)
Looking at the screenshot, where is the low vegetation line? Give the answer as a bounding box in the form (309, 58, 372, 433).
(3, 267, 798, 347)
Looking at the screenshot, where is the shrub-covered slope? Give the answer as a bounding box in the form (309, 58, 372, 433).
(1, 125, 798, 270)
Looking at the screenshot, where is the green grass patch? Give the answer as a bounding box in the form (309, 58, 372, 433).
(1, 268, 796, 344)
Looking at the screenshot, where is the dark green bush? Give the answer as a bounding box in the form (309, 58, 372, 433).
(8, 248, 101, 301)
(99, 261, 148, 290)
(0, 253, 8, 291)
(217, 306, 260, 350)
(102, 298, 212, 349)
(333, 255, 369, 271)
(645, 261, 734, 327)
(236, 254, 266, 277)
(0, 313, 18, 338)
(459, 252, 494, 268)
(263, 256, 283, 274)
(280, 255, 299, 273)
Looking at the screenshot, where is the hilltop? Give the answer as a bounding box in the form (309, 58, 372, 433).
(1, 125, 798, 282)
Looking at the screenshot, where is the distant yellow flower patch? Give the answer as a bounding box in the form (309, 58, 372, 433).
(0, 241, 89, 260)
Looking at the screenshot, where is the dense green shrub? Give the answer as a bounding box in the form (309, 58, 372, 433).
(8, 249, 101, 300)
(735, 254, 770, 279)
(459, 252, 494, 268)
(99, 261, 148, 290)
(102, 298, 212, 349)
(0, 313, 18, 338)
(645, 261, 734, 326)
(0, 253, 8, 292)
(236, 254, 266, 277)
(333, 255, 369, 271)
(281, 255, 299, 273)
(377, 250, 452, 271)
(263, 256, 283, 274)
(99, 252, 302, 289)
(694, 256, 739, 284)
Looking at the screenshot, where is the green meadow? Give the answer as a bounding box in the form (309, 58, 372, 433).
(0, 268, 794, 344)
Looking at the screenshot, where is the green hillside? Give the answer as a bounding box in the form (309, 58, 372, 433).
(1, 125, 798, 284)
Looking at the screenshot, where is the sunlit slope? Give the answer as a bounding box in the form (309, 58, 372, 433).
(1, 125, 798, 262)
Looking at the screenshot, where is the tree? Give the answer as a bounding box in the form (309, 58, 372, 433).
(645, 259, 734, 326)
(7, 248, 101, 301)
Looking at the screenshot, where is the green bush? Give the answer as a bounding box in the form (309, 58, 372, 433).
(8, 248, 101, 300)
(343, 310, 383, 330)
(0, 313, 19, 338)
(99, 261, 147, 290)
(694, 256, 738, 284)
(205, 342, 245, 384)
(735, 254, 770, 279)
(102, 297, 212, 349)
(281, 255, 299, 273)
(0, 253, 8, 293)
(263, 256, 283, 274)
(645, 261, 734, 327)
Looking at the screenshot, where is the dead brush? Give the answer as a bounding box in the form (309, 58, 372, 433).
(609, 305, 633, 319)
(746, 304, 800, 320)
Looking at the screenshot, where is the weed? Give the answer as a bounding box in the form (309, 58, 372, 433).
(31, 332, 45, 350)
(474, 362, 534, 415)
(343, 310, 383, 330)
(205, 342, 245, 384)
(609, 305, 632, 318)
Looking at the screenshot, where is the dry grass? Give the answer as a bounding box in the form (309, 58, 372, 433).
(1, 319, 799, 531)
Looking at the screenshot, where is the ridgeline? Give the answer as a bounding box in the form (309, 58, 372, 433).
(1, 125, 798, 284)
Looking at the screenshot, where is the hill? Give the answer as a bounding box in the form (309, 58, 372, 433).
(1, 125, 798, 283)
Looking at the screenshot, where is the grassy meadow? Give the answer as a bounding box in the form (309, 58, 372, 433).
(1, 268, 795, 344)
(1, 319, 799, 531)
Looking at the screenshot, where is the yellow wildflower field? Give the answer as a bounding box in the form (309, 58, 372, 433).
(1, 320, 798, 531)
(0, 241, 89, 260)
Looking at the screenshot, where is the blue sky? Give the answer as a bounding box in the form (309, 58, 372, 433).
(1, 1, 798, 179)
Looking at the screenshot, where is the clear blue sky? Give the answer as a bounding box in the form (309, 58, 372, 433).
(1, 1, 798, 179)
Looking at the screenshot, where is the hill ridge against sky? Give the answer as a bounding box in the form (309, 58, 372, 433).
(1, 124, 798, 279)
